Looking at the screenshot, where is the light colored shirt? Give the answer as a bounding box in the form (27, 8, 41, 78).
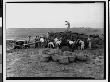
(54, 38, 58, 42)
(40, 38, 44, 42)
(69, 41, 74, 45)
(79, 40, 84, 45)
(87, 38, 91, 41)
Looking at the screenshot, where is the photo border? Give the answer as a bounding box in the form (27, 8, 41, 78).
(108, 1, 109, 82)
(0, 0, 3, 82)
(4, 1, 106, 80)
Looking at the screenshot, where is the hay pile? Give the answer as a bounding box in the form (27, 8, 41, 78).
(40, 49, 90, 64)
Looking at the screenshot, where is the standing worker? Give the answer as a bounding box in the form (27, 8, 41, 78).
(87, 36, 92, 49)
(27, 35, 31, 43)
(65, 21, 70, 31)
(34, 35, 39, 48)
(46, 32, 49, 39)
(79, 40, 85, 50)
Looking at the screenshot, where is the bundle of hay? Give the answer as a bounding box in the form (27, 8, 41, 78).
(63, 51, 73, 56)
(39, 54, 51, 62)
(42, 49, 50, 54)
(68, 53, 76, 63)
(61, 46, 72, 52)
(58, 55, 69, 64)
(51, 49, 63, 62)
(58, 51, 76, 64)
(76, 52, 90, 61)
(63, 51, 76, 62)
(42, 49, 55, 55)
(53, 49, 63, 55)
(42, 49, 63, 62)
(51, 54, 59, 62)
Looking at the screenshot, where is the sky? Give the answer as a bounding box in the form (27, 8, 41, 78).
(6, 3, 104, 28)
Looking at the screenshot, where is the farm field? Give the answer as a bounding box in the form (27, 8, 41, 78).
(6, 48, 104, 79)
(6, 28, 105, 79)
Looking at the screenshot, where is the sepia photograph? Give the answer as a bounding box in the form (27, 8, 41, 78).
(5, 1, 105, 80)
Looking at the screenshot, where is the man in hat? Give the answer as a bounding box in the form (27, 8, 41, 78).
(65, 21, 70, 31)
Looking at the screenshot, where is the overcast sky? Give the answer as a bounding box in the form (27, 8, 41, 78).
(6, 3, 104, 28)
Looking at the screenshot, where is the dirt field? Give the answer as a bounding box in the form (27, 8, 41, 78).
(6, 48, 104, 79)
